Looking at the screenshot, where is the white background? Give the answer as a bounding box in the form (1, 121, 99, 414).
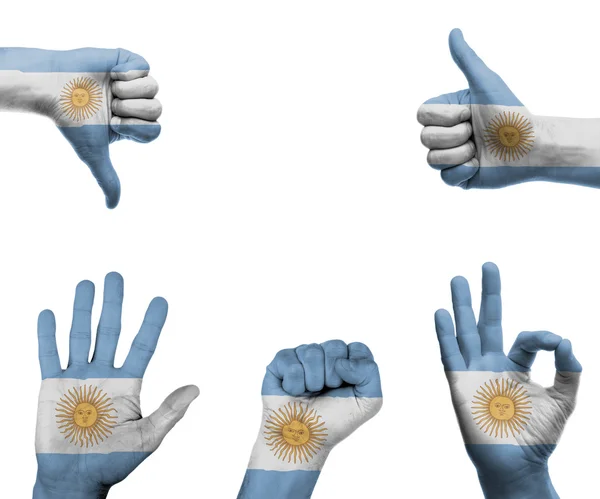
(0, 1, 597, 497)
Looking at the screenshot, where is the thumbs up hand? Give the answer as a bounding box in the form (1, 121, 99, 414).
(418, 29, 600, 190)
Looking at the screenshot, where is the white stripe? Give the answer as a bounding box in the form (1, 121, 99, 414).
(445, 371, 579, 446)
(35, 378, 160, 455)
(1, 70, 111, 126)
(472, 104, 600, 168)
(421, 103, 600, 167)
(248, 395, 382, 472)
(111, 69, 149, 81)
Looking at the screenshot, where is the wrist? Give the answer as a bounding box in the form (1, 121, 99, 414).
(0, 48, 60, 115)
(533, 114, 600, 167)
(33, 479, 109, 499)
(474, 106, 600, 168)
(478, 468, 558, 499)
(238, 468, 320, 499)
(470, 105, 600, 187)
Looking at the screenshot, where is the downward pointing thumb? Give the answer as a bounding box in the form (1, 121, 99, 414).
(58, 127, 121, 208)
(448, 28, 521, 106)
(84, 148, 121, 209)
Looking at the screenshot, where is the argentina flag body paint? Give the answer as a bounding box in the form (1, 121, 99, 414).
(434, 263, 582, 498)
(33, 273, 199, 499)
(238, 341, 383, 499)
(0, 48, 161, 207)
(418, 29, 600, 190)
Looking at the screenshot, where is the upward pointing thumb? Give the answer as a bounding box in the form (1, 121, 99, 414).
(448, 28, 522, 106)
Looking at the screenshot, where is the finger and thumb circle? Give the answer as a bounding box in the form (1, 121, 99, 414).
(507, 331, 562, 370)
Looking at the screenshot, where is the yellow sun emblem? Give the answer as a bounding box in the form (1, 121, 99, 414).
(264, 402, 328, 464)
(59, 77, 103, 122)
(483, 111, 535, 161)
(55, 385, 118, 448)
(472, 378, 532, 438)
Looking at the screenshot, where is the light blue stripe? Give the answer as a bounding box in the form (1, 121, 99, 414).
(261, 377, 382, 397)
(238, 470, 320, 499)
(424, 88, 523, 107)
(36, 452, 151, 496)
(465, 444, 557, 498)
(110, 124, 161, 143)
(425, 89, 471, 105)
(470, 90, 522, 106)
(0, 48, 148, 73)
(434, 165, 600, 189)
(445, 366, 530, 373)
(42, 364, 142, 379)
(58, 123, 161, 143)
(470, 166, 600, 189)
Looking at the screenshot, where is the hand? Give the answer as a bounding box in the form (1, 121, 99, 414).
(34, 272, 199, 499)
(1, 48, 162, 207)
(417, 29, 546, 189)
(52, 48, 162, 208)
(435, 262, 581, 499)
(238, 341, 382, 499)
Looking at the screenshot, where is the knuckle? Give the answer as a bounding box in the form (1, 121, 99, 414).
(420, 127, 431, 146)
(97, 325, 120, 336)
(111, 99, 122, 114)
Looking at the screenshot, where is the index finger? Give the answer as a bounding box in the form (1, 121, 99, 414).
(507, 331, 562, 370)
(434, 309, 466, 370)
(451, 276, 482, 365)
(121, 297, 168, 377)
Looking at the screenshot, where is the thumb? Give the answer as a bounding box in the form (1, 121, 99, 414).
(111, 49, 150, 81)
(84, 148, 120, 209)
(58, 127, 121, 208)
(334, 359, 382, 398)
(147, 385, 200, 445)
(555, 339, 583, 374)
(550, 340, 581, 412)
(448, 28, 521, 106)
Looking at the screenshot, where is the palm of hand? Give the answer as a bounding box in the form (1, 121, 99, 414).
(447, 367, 575, 455)
(435, 263, 581, 479)
(34, 273, 199, 496)
(36, 369, 149, 494)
